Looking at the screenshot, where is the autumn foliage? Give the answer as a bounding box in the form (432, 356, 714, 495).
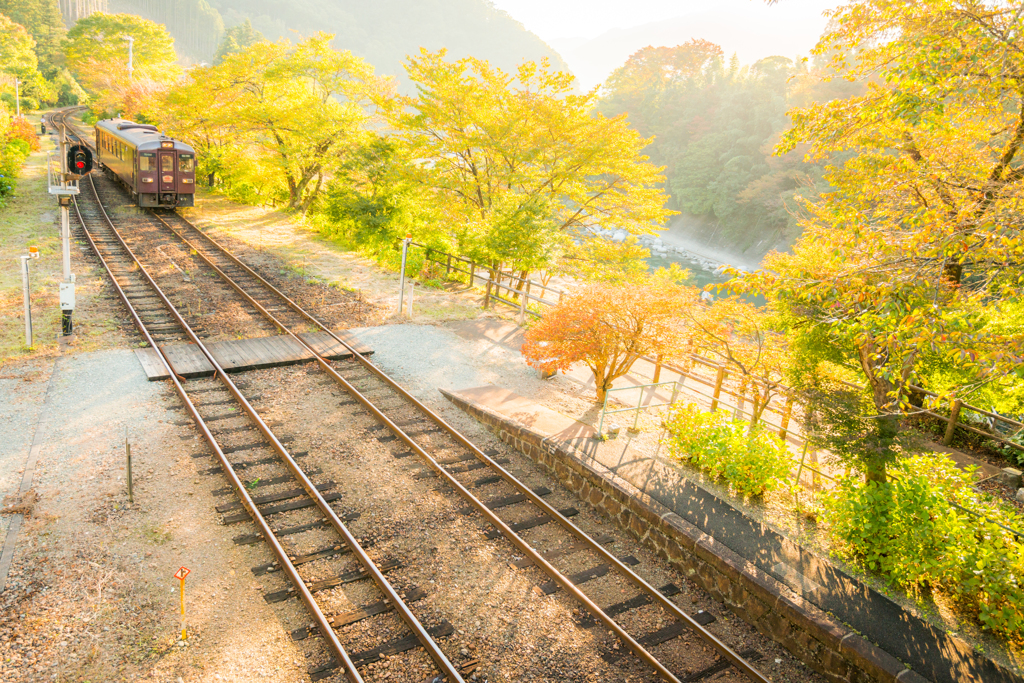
(521, 280, 696, 402)
(8, 117, 40, 152)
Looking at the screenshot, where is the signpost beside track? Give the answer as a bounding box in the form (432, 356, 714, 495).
(47, 130, 91, 337)
(174, 566, 190, 641)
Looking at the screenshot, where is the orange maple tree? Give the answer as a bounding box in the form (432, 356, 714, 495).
(522, 280, 696, 402)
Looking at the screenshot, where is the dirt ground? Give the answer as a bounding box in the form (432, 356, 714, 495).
(180, 194, 485, 327)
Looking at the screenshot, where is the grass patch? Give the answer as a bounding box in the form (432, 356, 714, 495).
(0, 117, 64, 361)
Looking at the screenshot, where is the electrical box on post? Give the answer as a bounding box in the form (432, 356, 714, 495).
(59, 282, 75, 311)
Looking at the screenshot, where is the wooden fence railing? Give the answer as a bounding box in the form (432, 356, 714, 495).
(409, 241, 1024, 460)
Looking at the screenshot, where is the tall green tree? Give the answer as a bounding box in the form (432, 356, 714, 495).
(213, 19, 263, 64)
(0, 14, 39, 77)
(396, 49, 674, 279)
(0, 0, 64, 69)
(736, 0, 1024, 482)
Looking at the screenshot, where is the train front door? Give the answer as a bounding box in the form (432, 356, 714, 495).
(158, 151, 176, 194)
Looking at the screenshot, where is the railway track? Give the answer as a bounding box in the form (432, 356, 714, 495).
(50, 108, 773, 683)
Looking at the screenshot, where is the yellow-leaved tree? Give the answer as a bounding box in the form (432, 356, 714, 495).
(162, 34, 391, 212)
(395, 49, 675, 281)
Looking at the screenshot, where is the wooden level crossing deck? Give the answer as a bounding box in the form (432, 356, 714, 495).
(134, 330, 372, 381)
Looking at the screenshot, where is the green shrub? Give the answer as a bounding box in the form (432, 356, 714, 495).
(665, 404, 792, 498)
(820, 452, 1024, 642)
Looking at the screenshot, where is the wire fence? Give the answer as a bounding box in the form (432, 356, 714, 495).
(409, 240, 1024, 465)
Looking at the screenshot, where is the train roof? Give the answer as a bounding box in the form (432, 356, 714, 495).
(96, 118, 195, 153)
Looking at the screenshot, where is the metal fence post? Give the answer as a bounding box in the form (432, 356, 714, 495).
(710, 366, 726, 412)
(632, 386, 645, 431)
(794, 439, 809, 489)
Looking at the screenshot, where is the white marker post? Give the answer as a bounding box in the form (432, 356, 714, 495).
(19, 247, 39, 347)
(397, 233, 411, 315)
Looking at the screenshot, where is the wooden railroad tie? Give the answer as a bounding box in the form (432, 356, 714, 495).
(308, 620, 454, 680)
(510, 533, 617, 569)
(215, 481, 335, 513)
(290, 586, 428, 639)
(252, 537, 376, 576)
(220, 491, 342, 525)
(264, 559, 403, 604)
(533, 555, 639, 595)
(484, 507, 579, 540)
(232, 512, 360, 546)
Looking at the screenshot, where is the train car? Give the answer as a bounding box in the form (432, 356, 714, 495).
(94, 119, 196, 208)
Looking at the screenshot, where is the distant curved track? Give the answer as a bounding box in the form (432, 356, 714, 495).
(49, 107, 771, 683)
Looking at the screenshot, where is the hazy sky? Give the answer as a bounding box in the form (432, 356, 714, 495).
(490, 0, 838, 41)
(490, 0, 841, 87)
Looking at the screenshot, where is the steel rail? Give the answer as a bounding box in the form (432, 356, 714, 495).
(51, 110, 372, 682)
(136, 216, 471, 680)
(63, 177, 366, 681)
(78, 177, 464, 681)
(146, 214, 685, 682)
(55, 110, 463, 678)
(151, 212, 769, 682)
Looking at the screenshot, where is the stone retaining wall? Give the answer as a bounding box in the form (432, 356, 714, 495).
(441, 388, 930, 683)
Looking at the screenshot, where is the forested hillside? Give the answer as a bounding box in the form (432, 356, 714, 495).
(98, 0, 566, 81)
(207, 0, 567, 85)
(107, 0, 222, 63)
(599, 42, 861, 257)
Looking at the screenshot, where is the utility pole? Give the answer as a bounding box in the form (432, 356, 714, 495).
(127, 36, 134, 80)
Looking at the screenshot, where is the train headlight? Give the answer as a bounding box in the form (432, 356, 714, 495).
(142, 177, 154, 183)
(182, 178, 194, 184)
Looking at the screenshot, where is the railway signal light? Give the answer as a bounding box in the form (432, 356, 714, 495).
(67, 144, 93, 176)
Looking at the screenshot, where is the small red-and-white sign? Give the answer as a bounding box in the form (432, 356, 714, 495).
(173, 566, 190, 581)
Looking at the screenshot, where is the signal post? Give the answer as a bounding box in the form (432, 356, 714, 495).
(47, 121, 93, 337)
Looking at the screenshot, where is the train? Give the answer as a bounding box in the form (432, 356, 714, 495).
(94, 119, 196, 208)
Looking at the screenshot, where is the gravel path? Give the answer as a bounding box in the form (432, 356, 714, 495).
(0, 349, 316, 682)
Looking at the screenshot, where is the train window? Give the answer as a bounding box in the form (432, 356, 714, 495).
(161, 155, 174, 172)
(179, 155, 194, 173)
(139, 153, 154, 171)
